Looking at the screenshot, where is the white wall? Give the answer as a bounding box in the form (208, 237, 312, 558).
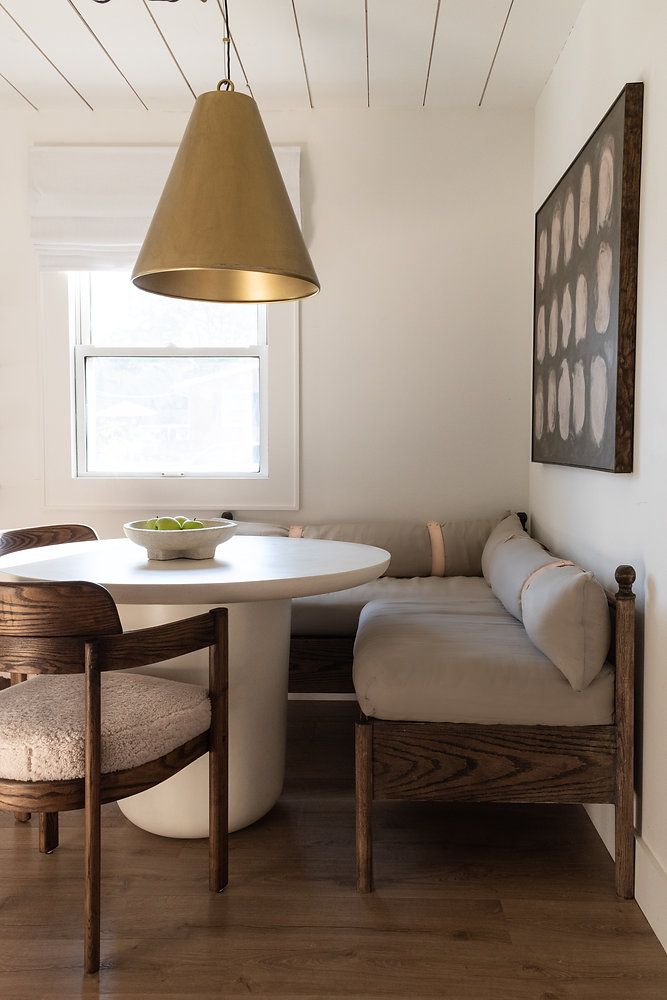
(531, 0, 667, 948)
(0, 106, 533, 536)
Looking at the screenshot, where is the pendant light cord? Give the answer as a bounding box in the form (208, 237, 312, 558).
(222, 0, 231, 85)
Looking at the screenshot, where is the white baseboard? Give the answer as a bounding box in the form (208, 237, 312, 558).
(636, 838, 667, 952)
(585, 804, 667, 954)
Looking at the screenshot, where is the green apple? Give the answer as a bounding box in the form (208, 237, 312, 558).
(175, 516, 188, 526)
(156, 516, 182, 531)
(181, 519, 205, 530)
(144, 517, 158, 530)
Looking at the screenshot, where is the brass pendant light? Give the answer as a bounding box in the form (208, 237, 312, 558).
(132, 3, 319, 303)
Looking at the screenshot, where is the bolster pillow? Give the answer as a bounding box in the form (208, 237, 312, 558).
(481, 513, 525, 582)
(521, 564, 611, 691)
(482, 513, 560, 620)
(294, 522, 432, 578)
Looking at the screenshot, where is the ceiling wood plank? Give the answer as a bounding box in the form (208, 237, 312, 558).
(0, 0, 143, 110)
(294, 0, 366, 109)
(482, 0, 586, 107)
(0, 5, 86, 110)
(367, 0, 439, 108)
(425, 0, 510, 108)
(147, 0, 248, 100)
(227, 0, 309, 110)
(68, 0, 193, 112)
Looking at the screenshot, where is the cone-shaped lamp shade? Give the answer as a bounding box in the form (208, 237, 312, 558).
(132, 89, 319, 303)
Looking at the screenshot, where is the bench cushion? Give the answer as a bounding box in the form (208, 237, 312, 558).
(353, 599, 614, 726)
(0, 673, 211, 782)
(291, 575, 496, 636)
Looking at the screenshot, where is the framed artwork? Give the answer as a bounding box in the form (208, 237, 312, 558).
(531, 83, 643, 472)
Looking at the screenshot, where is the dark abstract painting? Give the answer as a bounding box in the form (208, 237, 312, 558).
(531, 83, 643, 472)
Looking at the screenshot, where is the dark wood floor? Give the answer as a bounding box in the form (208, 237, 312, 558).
(0, 701, 665, 999)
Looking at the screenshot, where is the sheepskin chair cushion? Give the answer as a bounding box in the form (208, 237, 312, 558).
(0, 673, 211, 782)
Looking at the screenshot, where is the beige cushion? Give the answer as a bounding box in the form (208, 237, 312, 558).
(522, 564, 611, 691)
(235, 520, 289, 537)
(291, 575, 497, 636)
(486, 532, 559, 621)
(297, 522, 431, 578)
(439, 515, 507, 576)
(481, 513, 525, 581)
(353, 599, 614, 726)
(0, 673, 210, 782)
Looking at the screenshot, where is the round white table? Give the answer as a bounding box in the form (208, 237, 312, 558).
(0, 535, 389, 837)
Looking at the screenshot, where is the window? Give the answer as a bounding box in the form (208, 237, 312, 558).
(72, 273, 266, 478)
(41, 272, 299, 510)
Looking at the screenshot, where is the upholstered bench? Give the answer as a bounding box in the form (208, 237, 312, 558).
(351, 513, 636, 899)
(236, 513, 521, 693)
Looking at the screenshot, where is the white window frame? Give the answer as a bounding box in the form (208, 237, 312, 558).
(72, 273, 269, 479)
(41, 272, 300, 510)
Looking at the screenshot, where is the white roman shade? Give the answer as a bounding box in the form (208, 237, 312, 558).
(29, 144, 303, 270)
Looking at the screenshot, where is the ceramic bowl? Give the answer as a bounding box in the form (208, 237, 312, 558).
(123, 518, 238, 561)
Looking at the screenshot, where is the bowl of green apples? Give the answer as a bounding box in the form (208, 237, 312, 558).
(123, 515, 238, 561)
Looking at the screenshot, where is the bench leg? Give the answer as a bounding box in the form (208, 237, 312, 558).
(39, 813, 59, 855)
(355, 720, 373, 893)
(615, 749, 635, 898)
(614, 567, 636, 899)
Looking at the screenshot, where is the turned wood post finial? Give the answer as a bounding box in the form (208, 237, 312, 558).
(615, 565, 636, 598)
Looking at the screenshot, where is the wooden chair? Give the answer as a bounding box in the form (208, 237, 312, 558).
(0, 525, 98, 835)
(0, 523, 98, 558)
(0, 580, 228, 974)
(355, 566, 637, 899)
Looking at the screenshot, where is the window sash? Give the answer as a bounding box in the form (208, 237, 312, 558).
(71, 271, 267, 350)
(73, 345, 268, 480)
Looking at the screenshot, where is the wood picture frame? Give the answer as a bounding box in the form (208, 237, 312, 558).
(531, 83, 643, 472)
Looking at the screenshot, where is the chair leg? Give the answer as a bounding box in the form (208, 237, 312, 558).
(209, 743, 228, 893)
(10, 675, 30, 824)
(84, 790, 101, 973)
(84, 644, 101, 974)
(356, 720, 373, 893)
(39, 812, 59, 854)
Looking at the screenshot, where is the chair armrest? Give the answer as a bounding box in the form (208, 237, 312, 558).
(92, 610, 225, 671)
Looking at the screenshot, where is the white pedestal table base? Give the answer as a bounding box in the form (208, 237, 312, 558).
(116, 599, 291, 838)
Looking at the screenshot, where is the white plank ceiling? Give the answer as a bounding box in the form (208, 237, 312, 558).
(0, 0, 586, 113)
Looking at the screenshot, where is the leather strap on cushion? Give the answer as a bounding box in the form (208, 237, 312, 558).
(427, 521, 446, 577)
(520, 560, 575, 600)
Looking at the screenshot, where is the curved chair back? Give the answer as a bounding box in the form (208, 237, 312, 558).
(0, 582, 122, 676)
(0, 524, 98, 557)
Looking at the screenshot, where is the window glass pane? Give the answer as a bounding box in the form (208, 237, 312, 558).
(84, 356, 260, 475)
(87, 272, 261, 347)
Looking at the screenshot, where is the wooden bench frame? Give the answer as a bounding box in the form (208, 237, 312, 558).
(355, 565, 637, 898)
